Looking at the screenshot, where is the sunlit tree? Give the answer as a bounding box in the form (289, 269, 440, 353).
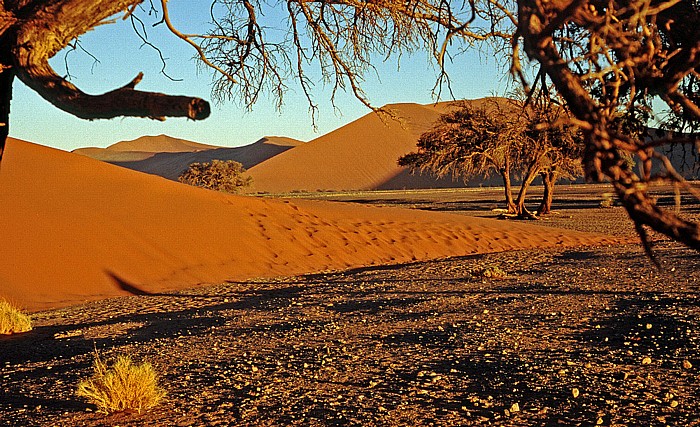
(399, 96, 582, 217)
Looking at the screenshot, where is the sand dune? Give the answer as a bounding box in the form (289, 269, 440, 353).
(72, 134, 220, 162)
(103, 134, 220, 153)
(111, 137, 303, 181)
(0, 138, 622, 312)
(74, 135, 302, 180)
(247, 98, 512, 193)
(247, 102, 451, 193)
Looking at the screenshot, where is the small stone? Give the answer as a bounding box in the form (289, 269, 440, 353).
(572, 388, 580, 398)
(682, 360, 693, 369)
(670, 400, 679, 408)
(510, 403, 520, 413)
(646, 323, 652, 329)
(596, 417, 604, 425)
(642, 357, 652, 365)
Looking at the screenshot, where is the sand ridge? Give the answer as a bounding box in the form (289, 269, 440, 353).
(1, 138, 623, 312)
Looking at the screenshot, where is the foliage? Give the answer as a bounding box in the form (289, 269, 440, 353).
(479, 265, 508, 279)
(400, 99, 521, 181)
(178, 160, 252, 193)
(399, 97, 583, 216)
(76, 352, 166, 414)
(0, 299, 32, 335)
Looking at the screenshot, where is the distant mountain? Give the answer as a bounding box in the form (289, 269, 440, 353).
(74, 135, 304, 181)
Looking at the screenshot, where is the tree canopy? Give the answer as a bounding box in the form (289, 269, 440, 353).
(399, 97, 582, 217)
(178, 160, 252, 193)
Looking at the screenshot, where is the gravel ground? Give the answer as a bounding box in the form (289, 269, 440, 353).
(2, 186, 699, 427)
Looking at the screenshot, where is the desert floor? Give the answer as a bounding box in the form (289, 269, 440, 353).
(2, 184, 700, 427)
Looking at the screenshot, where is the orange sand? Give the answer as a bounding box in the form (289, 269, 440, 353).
(248, 99, 510, 192)
(1, 138, 621, 312)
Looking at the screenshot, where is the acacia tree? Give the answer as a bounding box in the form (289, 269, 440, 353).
(399, 100, 523, 213)
(524, 94, 584, 215)
(399, 97, 582, 217)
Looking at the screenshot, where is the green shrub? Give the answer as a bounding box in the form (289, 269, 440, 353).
(0, 299, 32, 335)
(178, 159, 252, 193)
(77, 352, 166, 414)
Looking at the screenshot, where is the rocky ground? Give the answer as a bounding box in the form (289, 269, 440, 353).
(2, 185, 700, 426)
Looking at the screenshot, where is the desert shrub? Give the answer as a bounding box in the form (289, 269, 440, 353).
(479, 265, 507, 279)
(600, 193, 615, 208)
(76, 352, 166, 414)
(0, 299, 32, 335)
(178, 159, 252, 193)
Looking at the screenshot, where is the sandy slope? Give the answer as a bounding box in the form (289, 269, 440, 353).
(247, 99, 512, 193)
(247, 103, 450, 193)
(72, 135, 221, 162)
(0, 138, 622, 312)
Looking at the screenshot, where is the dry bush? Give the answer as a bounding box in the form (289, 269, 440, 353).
(479, 265, 508, 279)
(178, 159, 252, 193)
(76, 352, 166, 414)
(0, 299, 32, 335)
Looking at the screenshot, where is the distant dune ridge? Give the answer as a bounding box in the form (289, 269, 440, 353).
(74, 135, 303, 181)
(0, 137, 622, 312)
(73, 98, 698, 193)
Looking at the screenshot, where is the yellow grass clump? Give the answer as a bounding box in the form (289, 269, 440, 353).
(0, 299, 32, 335)
(77, 352, 166, 414)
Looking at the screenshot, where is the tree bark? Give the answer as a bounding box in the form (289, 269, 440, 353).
(537, 170, 555, 215)
(499, 163, 516, 213)
(514, 159, 541, 217)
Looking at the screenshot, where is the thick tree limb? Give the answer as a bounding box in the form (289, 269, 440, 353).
(8, 0, 209, 122)
(13, 54, 210, 121)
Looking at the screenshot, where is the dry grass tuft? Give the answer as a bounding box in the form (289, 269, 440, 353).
(77, 351, 166, 414)
(479, 265, 508, 279)
(0, 299, 32, 335)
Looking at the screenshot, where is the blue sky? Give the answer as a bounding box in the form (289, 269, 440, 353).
(9, 3, 509, 152)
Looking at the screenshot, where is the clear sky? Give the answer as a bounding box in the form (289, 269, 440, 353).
(8, 3, 509, 152)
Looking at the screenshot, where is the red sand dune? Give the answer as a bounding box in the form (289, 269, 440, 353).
(247, 99, 509, 193)
(100, 134, 219, 153)
(1, 138, 622, 312)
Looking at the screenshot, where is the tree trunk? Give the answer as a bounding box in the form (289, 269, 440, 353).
(500, 161, 516, 213)
(537, 170, 555, 215)
(514, 165, 540, 218)
(499, 169, 516, 213)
